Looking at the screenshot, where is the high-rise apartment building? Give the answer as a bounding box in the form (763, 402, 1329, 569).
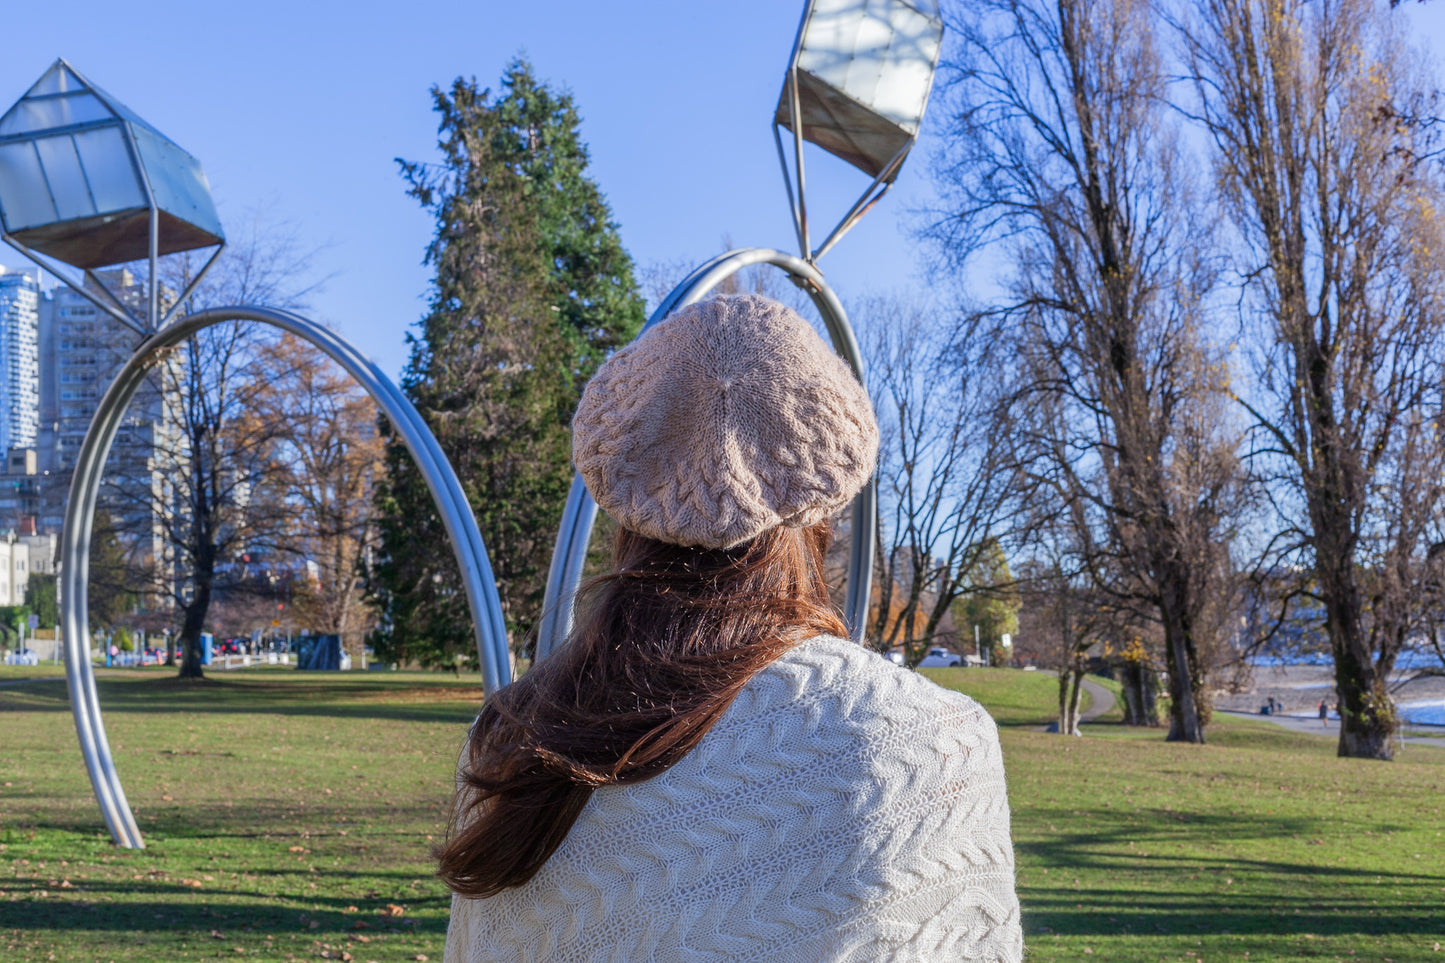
(0, 269, 182, 545)
(0, 265, 40, 454)
(42, 271, 182, 540)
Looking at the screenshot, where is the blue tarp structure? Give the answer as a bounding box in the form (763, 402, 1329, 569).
(296, 634, 342, 671)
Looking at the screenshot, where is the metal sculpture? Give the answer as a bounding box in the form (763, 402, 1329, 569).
(539, 0, 945, 659)
(5, 0, 947, 845)
(58, 310, 514, 850)
(536, 248, 875, 658)
(0, 59, 227, 334)
(2, 62, 514, 849)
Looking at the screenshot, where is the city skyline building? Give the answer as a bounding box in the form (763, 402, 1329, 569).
(0, 268, 181, 550)
(0, 264, 40, 455)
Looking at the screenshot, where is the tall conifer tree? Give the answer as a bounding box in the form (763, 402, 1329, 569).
(371, 61, 645, 667)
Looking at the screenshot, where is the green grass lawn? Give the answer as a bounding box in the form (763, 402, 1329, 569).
(1, 668, 483, 962)
(0, 664, 67, 681)
(918, 664, 1112, 726)
(2, 665, 1442, 962)
(926, 667, 1445, 963)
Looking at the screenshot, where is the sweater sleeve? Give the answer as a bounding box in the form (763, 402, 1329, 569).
(444, 892, 475, 963)
(941, 706, 1024, 962)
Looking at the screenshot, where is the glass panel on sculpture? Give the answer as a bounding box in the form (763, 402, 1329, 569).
(26, 63, 86, 98)
(130, 125, 225, 241)
(0, 142, 58, 231)
(798, 0, 941, 132)
(34, 135, 96, 220)
(73, 127, 144, 213)
(0, 93, 112, 138)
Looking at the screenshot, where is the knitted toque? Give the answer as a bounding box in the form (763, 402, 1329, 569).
(572, 293, 879, 550)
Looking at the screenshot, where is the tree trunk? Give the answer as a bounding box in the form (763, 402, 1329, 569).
(1057, 663, 1083, 736)
(1119, 660, 1159, 726)
(1057, 668, 1074, 734)
(176, 562, 213, 680)
(1160, 577, 1206, 743)
(1068, 668, 1085, 733)
(1318, 547, 1395, 759)
(1308, 415, 1397, 760)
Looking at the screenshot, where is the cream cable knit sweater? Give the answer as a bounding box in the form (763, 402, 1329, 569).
(444, 636, 1023, 962)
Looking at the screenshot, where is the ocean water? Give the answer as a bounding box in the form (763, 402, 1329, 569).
(1249, 649, 1443, 671)
(1399, 701, 1445, 726)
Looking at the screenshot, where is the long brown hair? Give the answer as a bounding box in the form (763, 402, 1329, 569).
(435, 521, 846, 897)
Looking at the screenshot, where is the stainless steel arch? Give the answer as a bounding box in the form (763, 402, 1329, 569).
(61, 305, 512, 849)
(536, 248, 876, 660)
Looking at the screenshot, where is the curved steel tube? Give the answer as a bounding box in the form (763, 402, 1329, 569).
(536, 248, 876, 659)
(63, 305, 511, 848)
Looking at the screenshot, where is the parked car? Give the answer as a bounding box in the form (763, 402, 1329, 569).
(4, 647, 39, 666)
(917, 647, 963, 668)
(884, 650, 906, 666)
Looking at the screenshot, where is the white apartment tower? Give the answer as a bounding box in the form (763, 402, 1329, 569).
(0, 265, 40, 454)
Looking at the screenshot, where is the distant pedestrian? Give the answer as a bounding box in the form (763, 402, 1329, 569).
(1319, 700, 1328, 725)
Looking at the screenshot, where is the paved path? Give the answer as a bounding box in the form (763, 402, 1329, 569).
(1078, 677, 1116, 723)
(1215, 708, 1445, 749)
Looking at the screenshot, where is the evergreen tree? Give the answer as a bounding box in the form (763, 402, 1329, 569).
(952, 540, 1020, 665)
(371, 61, 645, 668)
(27, 576, 58, 629)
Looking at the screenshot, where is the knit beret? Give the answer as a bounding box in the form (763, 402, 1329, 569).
(572, 293, 879, 550)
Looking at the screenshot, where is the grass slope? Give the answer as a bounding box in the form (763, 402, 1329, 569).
(2, 666, 1441, 962)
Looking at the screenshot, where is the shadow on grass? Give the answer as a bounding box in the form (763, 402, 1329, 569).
(9, 800, 451, 842)
(0, 881, 450, 936)
(0, 674, 484, 725)
(1019, 894, 1442, 940)
(1016, 808, 1445, 940)
(1017, 807, 1423, 861)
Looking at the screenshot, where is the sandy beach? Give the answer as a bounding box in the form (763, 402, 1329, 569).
(1214, 663, 1445, 725)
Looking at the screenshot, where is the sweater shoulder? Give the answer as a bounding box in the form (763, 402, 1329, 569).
(723, 634, 1001, 744)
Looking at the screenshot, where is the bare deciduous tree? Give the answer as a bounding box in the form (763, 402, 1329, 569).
(250, 334, 384, 657)
(1180, 0, 1445, 758)
(931, 0, 1246, 742)
(119, 216, 323, 678)
(863, 295, 1022, 664)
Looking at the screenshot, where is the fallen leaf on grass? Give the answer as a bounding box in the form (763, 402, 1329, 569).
(211, 929, 225, 940)
(381, 904, 406, 917)
(349, 921, 370, 931)
(289, 846, 309, 853)
(179, 879, 204, 889)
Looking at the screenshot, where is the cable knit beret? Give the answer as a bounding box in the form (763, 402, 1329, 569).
(572, 293, 878, 550)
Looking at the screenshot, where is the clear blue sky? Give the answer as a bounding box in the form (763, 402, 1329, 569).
(0, 0, 945, 377)
(3, 1, 1443, 380)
